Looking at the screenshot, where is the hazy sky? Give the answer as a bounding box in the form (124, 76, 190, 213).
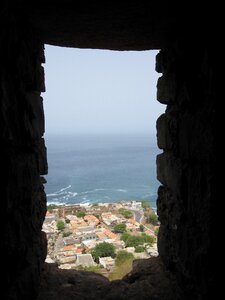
(43, 46, 164, 136)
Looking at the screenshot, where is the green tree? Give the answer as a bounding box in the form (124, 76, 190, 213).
(154, 227, 159, 236)
(114, 223, 127, 233)
(65, 218, 70, 223)
(63, 231, 72, 237)
(120, 232, 130, 243)
(141, 233, 155, 245)
(148, 213, 159, 225)
(76, 211, 86, 218)
(118, 208, 126, 214)
(118, 208, 133, 219)
(135, 245, 145, 253)
(120, 232, 155, 247)
(141, 201, 150, 209)
(123, 210, 133, 219)
(91, 242, 115, 263)
(139, 224, 144, 232)
(47, 204, 58, 213)
(126, 235, 144, 247)
(92, 203, 99, 207)
(115, 250, 134, 266)
(57, 220, 65, 231)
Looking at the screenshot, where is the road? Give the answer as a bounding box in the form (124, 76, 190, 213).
(131, 209, 144, 224)
(131, 209, 152, 231)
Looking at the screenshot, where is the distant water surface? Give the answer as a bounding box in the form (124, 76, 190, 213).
(45, 134, 161, 211)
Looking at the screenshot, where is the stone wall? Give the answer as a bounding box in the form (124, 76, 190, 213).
(1, 14, 47, 300)
(1, 3, 217, 300)
(156, 42, 216, 299)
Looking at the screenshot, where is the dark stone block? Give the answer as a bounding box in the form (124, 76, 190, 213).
(157, 113, 175, 150)
(157, 73, 177, 104)
(38, 138, 48, 175)
(157, 152, 182, 196)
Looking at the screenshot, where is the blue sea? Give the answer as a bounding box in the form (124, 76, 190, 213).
(44, 134, 161, 211)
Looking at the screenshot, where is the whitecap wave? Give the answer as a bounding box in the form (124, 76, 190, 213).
(80, 188, 106, 195)
(116, 189, 127, 193)
(57, 185, 72, 193)
(47, 185, 78, 205)
(47, 201, 66, 206)
(80, 199, 91, 205)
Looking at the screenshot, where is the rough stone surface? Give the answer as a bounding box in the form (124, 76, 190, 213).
(1, 12, 47, 300)
(1, 2, 217, 300)
(156, 42, 216, 300)
(38, 258, 178, 300)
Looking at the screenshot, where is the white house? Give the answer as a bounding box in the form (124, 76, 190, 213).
(99, 256, 115, 270)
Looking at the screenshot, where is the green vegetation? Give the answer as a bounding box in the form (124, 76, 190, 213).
(56, 220, 65, 231)
(93, 213, 100, 219)
(120, 232, 155, 247)
(63, 231, 72, 237)
(141, 233, 156, 245)
(118, 208, 133, 219)
(76, 211, 86, 218)
(120, 232, 130, 243)
(135, 245, 145, 253)
(91, 242, 116, 263)
(114, 223, 127, 233)
(75, 265, 102, 273)
(118, 208, 125, 214)
(148, 213, 159, 225)
(47, 204, 58, 212)
(154, 227, 159, 236)
(126, 235, 144, 247)
(141, 201, 150, 209)
(65, 218, 70, 224)
(115, 250, 134, 266)
(139, 224, 144, 232)
(92, 203, 99, 207)
(109, 251, 134, 281)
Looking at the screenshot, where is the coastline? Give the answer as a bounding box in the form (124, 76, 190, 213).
(46, 199, 157, 213)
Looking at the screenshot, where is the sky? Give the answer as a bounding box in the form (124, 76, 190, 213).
(43, 46, 164, 136)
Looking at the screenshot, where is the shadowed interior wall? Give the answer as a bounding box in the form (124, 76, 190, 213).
(156, 42, 216, 299)
(1, 14, 47, 300)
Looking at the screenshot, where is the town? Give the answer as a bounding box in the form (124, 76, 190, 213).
(42, 200, 159, 280)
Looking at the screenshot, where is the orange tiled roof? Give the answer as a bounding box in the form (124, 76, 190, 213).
(103, 228, 116, 239)
(108, 233, 116, 239)
(74, 248, 83, 253)
(128, 218, 136, 224)
(63, 245, 76, 251)
(64, 251, 75, 257)
(84, 214, 100, 225)
(96, 232, 107, 239)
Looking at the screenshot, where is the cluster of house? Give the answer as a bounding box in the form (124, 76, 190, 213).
(43, 201, 158, 271)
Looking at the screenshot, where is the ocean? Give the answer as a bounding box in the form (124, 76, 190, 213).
(44, 134, 161, 211)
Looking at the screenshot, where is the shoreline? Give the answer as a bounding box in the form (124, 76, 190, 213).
(47, 199, 157, 212)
